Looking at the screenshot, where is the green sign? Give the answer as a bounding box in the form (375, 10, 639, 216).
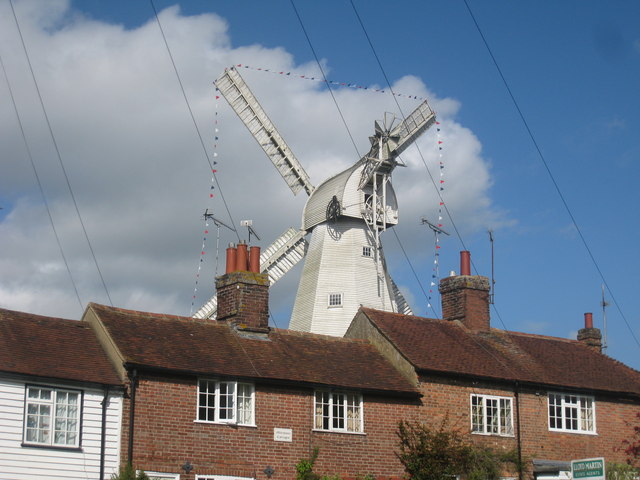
(572, 458, 605, 480)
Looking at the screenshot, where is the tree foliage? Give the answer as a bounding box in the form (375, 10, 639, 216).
(606, 462, 640, 480)
(396, 419, 521, 480)
(622, 411, 640, 467)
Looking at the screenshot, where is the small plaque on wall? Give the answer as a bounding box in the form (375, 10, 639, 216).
(273, 428, 293, 442)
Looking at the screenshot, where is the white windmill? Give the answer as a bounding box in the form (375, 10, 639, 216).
(194, 67, 436, 337)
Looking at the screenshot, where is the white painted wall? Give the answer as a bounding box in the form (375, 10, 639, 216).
(290, 218, 400, 336)
(0, 377, 122, 480)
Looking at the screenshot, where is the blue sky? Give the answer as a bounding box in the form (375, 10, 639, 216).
(1, 0, 639, 370)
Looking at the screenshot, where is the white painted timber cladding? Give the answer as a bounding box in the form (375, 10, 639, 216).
(0, 377, 122, 480)
(302, 162, 398, 231)
(289, 218, 400, 336)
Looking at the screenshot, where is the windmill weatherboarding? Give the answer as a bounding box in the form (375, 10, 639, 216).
(194, 67, 436, 337)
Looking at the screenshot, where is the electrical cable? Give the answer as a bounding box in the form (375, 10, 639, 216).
(0, 53, 84, 312)
(349, 0, 510, 330)
(9, 0, 113, 307)
(462, 0, 639, 349)
(289, 0, 363, 159)
(149, 0, 240, 243)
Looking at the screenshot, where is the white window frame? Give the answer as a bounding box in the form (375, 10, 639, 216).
(328, 293, 343, 308)
(362, 245, 372, 257)
(196, 379, 255, 427)
(196, 476, 254, 480)
(314, 390, 363, 434)
(470, 394, 514, 437)
(548, 392, 596, 434)
(23, 385, 82, 448)
(144, 473, 180, 480)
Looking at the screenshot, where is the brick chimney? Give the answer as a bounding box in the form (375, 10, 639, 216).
(577, 312, 602, 352)
(439, 251, 491, 331)
(215, 242, 269, 332)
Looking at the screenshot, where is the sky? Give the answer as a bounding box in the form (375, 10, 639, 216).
(1, 0, 639, 370)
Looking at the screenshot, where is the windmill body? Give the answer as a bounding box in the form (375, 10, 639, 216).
(195, 68, 435, 337)
(289, 161, 403, 336)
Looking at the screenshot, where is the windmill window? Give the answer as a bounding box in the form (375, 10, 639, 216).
(328, 293, 343, 307)
(314, 390, 363, 433)
(362, 246, 372, 257)
(471, 394, 513, 436)
(548, 393, 595, 434)
(197, 379, 255, 426)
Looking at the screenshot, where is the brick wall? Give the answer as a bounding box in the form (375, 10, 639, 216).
(417, 373, 638, 475)
(122, 373, 419, 480)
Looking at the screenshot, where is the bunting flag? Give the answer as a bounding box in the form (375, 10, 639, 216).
(427, 121, 445, 316)
(224, 64, 430, 102)
(190, 90, 224, 315)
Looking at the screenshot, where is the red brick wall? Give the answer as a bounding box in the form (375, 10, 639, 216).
(122, 373, 419, 480)
(120, 371, 639, 480)
(417, 374, 639, 475)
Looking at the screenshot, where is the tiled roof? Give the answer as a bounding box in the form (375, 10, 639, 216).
(360, 308, 640, 397)
(87, 303, 418, 396)
(0, 308, 121, 386)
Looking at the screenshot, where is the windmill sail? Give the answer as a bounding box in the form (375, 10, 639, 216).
(389, 100, 437, 157)
(215, 68, 314, 196)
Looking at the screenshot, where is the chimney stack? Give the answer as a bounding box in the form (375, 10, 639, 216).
(216, 242, 270, 332)
(439, 251, 491, 331)
(577, 312, 602, 352)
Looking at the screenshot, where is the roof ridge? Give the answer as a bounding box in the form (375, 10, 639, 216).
(89, 302, 195, 322)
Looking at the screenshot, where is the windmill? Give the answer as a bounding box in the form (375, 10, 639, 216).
(194, 67, 436, 337)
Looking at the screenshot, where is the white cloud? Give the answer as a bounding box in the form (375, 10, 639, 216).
(0, 2, 506, 321)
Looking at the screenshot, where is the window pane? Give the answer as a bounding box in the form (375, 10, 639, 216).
(218, 382, 235, 421)
(346, 394, 361, 432)
(471, 396, 484, 433)
(237, 383, 253, 425)
(500, 398, 513, 435)
(332, 393, 345, 429)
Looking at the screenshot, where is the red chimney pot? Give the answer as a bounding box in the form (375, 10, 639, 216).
(460, 251, 471, 276)
(236, 242, 248, 271)
(225, 244, 237, 274)
(249, 246, 261, 273)
(584, 312, 593, 329)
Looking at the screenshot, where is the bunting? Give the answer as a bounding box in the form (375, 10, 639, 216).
(226, 64, 429, 101)
(190, 91, 223, 315)
(427, 121, 445, 315)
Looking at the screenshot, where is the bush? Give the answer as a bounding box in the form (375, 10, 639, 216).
(396, 419, 521, 480)
(607, 462, 640, 480)
(110, 463, 149, 480)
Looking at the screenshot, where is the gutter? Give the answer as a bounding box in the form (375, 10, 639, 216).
(127, 369, 138, 466)
(122, 363, 422, 399)
(514, 381, 523, 480)
(99, 386, 110, 480)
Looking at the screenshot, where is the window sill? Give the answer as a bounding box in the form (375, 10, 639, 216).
(548, 428, 597, 436)
(471, 431, 514, 438)
(193, 420, 257, 428)
(312, 428, 366, 436)
(21, 442, 82, 452)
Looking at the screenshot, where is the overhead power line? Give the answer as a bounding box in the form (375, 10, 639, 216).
(462, 0, 639, 350)
(149, 0, 240, 243)
(9, 0, 112, 307)
(0, 53, 83, 311)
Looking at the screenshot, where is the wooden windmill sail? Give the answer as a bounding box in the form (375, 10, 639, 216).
(194, 67, 436, 337)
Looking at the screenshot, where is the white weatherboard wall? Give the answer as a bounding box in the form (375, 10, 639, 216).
(0, 377, 122, 479)
(290, 218, 399, 336)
